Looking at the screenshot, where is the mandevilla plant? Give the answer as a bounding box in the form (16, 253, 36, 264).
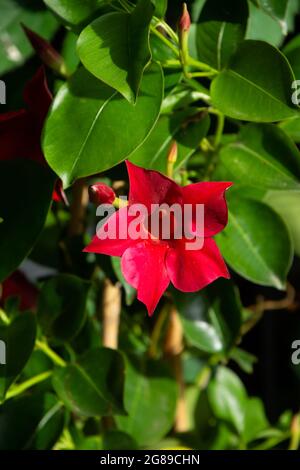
(0, 0, 300, 453)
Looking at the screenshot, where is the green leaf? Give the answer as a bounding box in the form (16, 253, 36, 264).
(37, 274, 90, 342)
(264, 189, 300, 257)
(0, 0, 58, 75)
(111, 257, 136, 306)
(243, 397, 269, 443)
(193, 0, 248, 70)
(280, 117, 300, 143)
(211, 40, 298, 122)
(174, 279, 242, 355)
(43, 63, 163, 187)
(283, 34, 300, 80)
(152, 0, 167, 18)
(251, 0, 289, 31)
(78, 0, 154, 103)
(116, 358, 178, 446)
(0, 312, 37, 399)
(129, 110, 210, 173)
(217, 195, 293, 289)
(0, 160, 54, 281)
(246, 1, 284, 46)
(44, 0, 107, 26)
(220, 124, 300, 190)
(0, 392, 64, 450)
(230, 347, 257, 374)
(52, 348, 126, 417)
(208, 366, 247, 434)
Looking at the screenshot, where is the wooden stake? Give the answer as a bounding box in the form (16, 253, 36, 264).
(164, 306, 189, 433)
(68, 179, 89, 237)
(102, 279, 121, 349)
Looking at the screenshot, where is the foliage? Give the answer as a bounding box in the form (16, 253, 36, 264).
(0, 0, 300, 451)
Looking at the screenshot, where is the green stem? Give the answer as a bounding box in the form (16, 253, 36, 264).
(35, 340, 66, 367)
(213, 111, 225, 148)
(150, 26, 179, 57)
(289, 414, 300, 450)
(187, 56, 218, 74)
(6, 371, 52, 400)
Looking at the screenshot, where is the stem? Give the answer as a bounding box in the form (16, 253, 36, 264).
(150, 26, 179, 57)
(164, 306, 188, 433)
(148, 303, 169, 359)
(187, 56, 218, 74)
(68, 179, 89, 237)
(102, 279, 121, 349)
(6, 371, 52, 400)
(213, 111, 225, 148)
(35, 340, 66, 367)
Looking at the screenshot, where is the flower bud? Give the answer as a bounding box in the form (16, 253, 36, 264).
(167, 141, 178, 164)
(179, 3, 191, 33)
(22, 24, 68, 77)
(89, 183, 116, 205)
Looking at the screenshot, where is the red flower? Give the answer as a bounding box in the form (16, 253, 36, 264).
(0, 67, 66, 203)
(1, 271, 38, 312)
(84, 161, 232, 315)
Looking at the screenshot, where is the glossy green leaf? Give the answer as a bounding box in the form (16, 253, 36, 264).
(43, 63, 163, 187)
(78, 0, 154, 103)
(283, 35, 300, 80)
(130, 110, 210, 173)
(208, 366, 247, 434)
(264, 190, 300, 257)
(280, 117, 300, 143)
(0, 392, 64, 450)
(230, 347, 257, 374)
(37, 274, 90, 342)
(174, 279, 242, 355)
(193, 0, 248, 70)
(243, 397, 269, 443)
(44, 0, 106, 26)
(251, 0, 289, 30)
(220, 124, 300, 190)
(0, 0, 58, 75)
(0, 160, 54, 282)
(0, 312, 37, 399)
(152, 0, 167, 18)
(211, 40, 298, 122)
(217, 196, 293, 289)
(246, 1, 284, 46)
(116, 359, 178, 446)
(52, 348, 126, 417)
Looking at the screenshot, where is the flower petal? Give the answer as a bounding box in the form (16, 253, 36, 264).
(84, 206, 140, 257)
(166, 237, 229, 292)
(23, 66, 52, 125)
(126, 160, 182, 210)
(182, 182, 232, 237)
(121, 241, 170, 316)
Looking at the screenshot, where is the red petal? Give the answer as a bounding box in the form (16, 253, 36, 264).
(166, 237, 229, 292)
(0, 109, 32, 160)
(52, 179, 69, 205)
(182, 182, 232, 237)
(126, 160, 182, 211)
(23, 66, 52, 125)
(121, 241, 170, 316)
(1, 271, 38, 312)
(83, 207, 140, 257)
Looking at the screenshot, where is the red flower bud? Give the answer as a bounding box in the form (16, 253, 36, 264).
(22, 24, 67, 76)
(179, 3, 191, 33)
(167, 141, 178, 164)
(89, 183, 116, 205)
